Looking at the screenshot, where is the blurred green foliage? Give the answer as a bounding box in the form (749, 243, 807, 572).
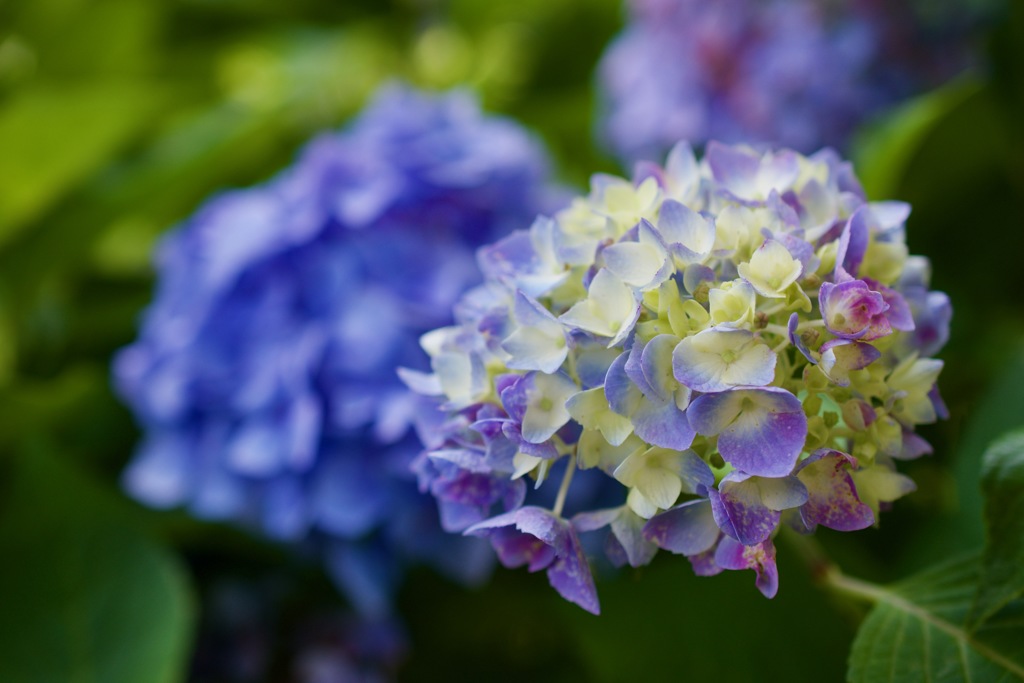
(0, 443, 193, 683)
(0, 0, 1021, 681)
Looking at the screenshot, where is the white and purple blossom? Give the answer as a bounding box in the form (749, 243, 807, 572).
(597, 0, 982, 164)
(407, 141, 949, 611)
(114, 83, 561, 615)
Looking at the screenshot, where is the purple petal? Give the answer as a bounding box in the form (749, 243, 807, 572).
(755, 475, 810, 510)
(709, 485, 779, 546)
(714, 537, 779, 598)
(435, 470, 517, 517)
(610, 508, 658, 567)
(867, 279, 915, 332)
(465, 506, 568, 571)
(546, 527, 600, 615)
(897, 431, 933, 460)
(502, 422, 559, 459)
(930, 384, 949, 421)
(571, 506, 622, 533)
(632, 160, 666, 188)
(428, 448, 492, 474)
(687, 547, 723, 577)
(487, 526, 557, 571)
(625, 338, 659, 399)
(788, 313, 815, 364)
(640, 334, 679, 402)
(643, 499, 719, 555)
(508, 506, 567, 549)
(683, 264, 715, 295)
(437, 498, 488, 533)
(907, 290, 952, 357)
(819, 339, 881, 387)
(688, 388, 807, 478)
(765, 227, 814, 272)
(835, 206, 870, 277)
(672, 328, 776, 393)
(631, 397, 695, 451)
(795, 450, 874, 532)
(657, 199, 714, 262)
(499, 374, 529, 422)
(678, 449, 716, 493)
(707, 142, 760, 198)
(871, 201, 911, 229)
(604, 351, 642, 416)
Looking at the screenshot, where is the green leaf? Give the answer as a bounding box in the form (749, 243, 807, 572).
(0, 448, 194, 683)
(847, 555, 1024, 683)
(0, 80, 165, 247)
(850, 79, 980, 200)
(968, 430, 1024, 629)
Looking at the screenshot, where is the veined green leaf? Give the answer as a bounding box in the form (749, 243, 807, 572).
(847, 555, 1024, 683)
(967, 430, 1024, 629)
(850, 79, 980, 200)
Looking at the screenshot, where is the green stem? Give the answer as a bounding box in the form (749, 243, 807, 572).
(565, 350, 580, 385)
(552, 453, 576, 517)
(781, 526, 885, 605)
(759, 303, 787, 317)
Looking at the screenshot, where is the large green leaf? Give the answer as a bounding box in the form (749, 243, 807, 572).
(847, 555, 1024, 683)
(0, 448, 194, 683)
(0, 81, 165, 246)
(968, 430, 1024, 629)
(850, 79, 980, 200)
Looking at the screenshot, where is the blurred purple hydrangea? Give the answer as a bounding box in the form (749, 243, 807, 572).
(598, 0, 983, 164)
(191, 574, 406, 683)
(114, 83, 562, 616)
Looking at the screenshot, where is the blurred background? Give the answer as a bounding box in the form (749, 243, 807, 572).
(0, 0, 1021, 681)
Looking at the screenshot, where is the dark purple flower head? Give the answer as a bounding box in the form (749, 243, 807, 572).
(819, 279, 891, 341)
(598, 0, 982, 163)
(114, 83, 558, 614)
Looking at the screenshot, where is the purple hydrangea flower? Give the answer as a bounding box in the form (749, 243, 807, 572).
(598, 0, 982, 164)
(114, 83, 561, 615)
(406, 141, 949, 609)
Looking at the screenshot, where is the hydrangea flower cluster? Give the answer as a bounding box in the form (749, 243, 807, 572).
(114, 84, 560, 616)
(405, 141, 951, 614)
(598, 0, 979, 164)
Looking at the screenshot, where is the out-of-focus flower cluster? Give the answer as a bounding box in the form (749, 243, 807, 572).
(191, 575, 406, 683)
(114, 84, 560, 615)
(598, 0, 982, 164)
(405, 141, 950, 613)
